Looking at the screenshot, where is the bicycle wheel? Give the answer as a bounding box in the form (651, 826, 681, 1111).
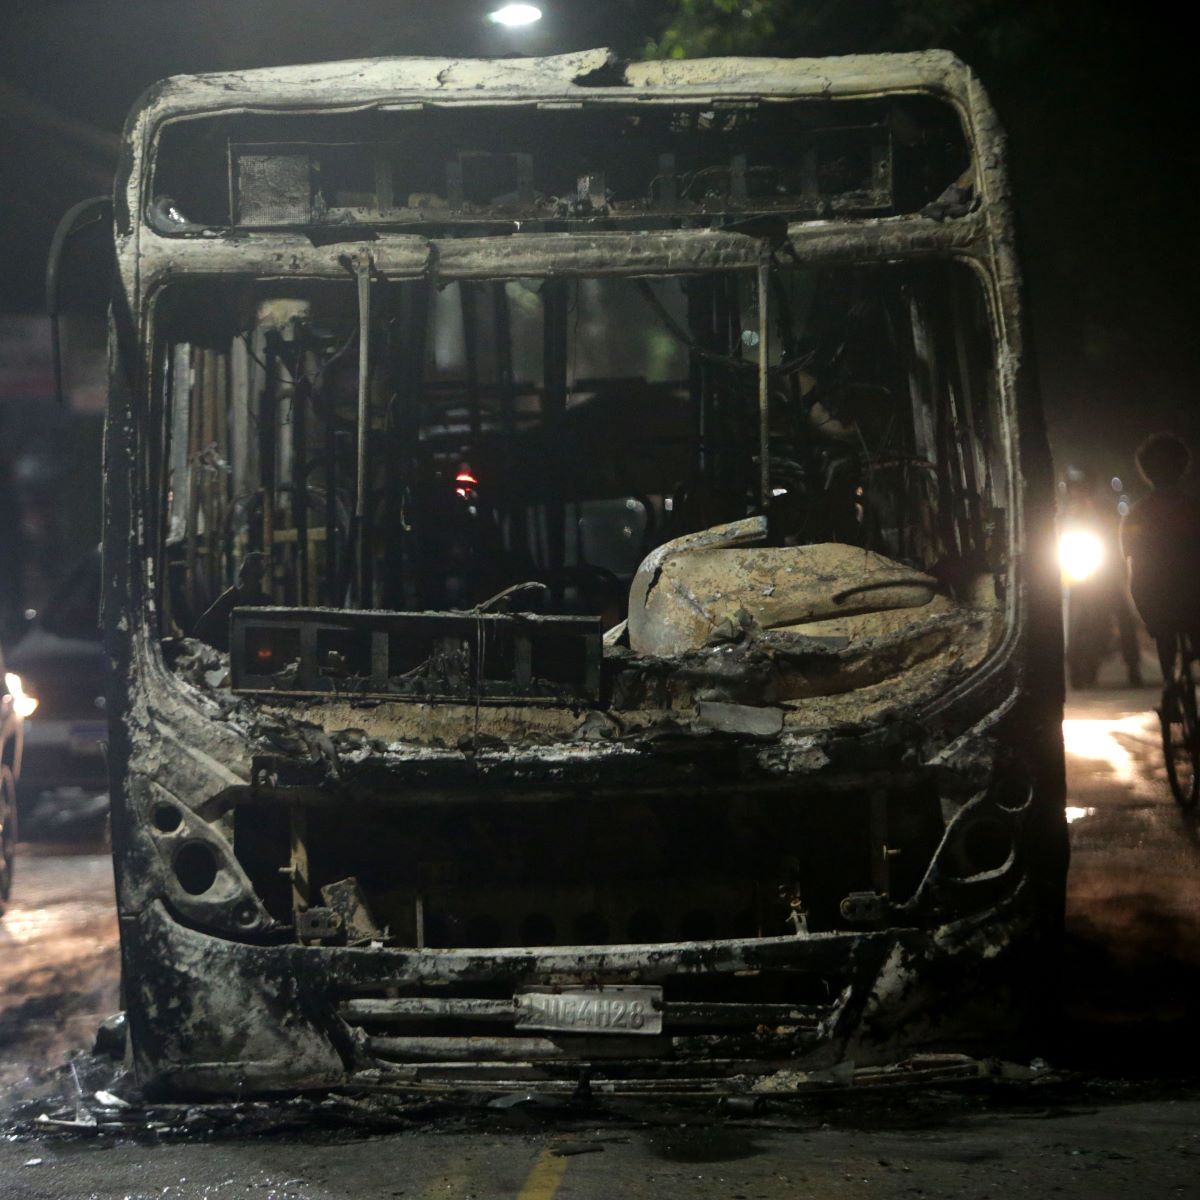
(1161, 672, 1200, 809)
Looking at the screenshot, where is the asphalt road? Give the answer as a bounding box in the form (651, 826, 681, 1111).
(1, 684, 1199, 1197)
(2, 1096, 1198, 1200)
(0, 844, 118, 1094)
(1060, 687, 1200, 1056)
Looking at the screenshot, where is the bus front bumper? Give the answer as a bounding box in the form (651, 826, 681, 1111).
(121, 880, 1044, 1099)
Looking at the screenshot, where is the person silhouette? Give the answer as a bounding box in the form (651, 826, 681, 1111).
(1120, 434, 1200, 681)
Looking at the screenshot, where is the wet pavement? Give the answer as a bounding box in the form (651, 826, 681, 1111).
(1, 1093, 1198, 1200)
(0, 843, 119, 1093)
(1, 683, 1200, 1196)
(1060, 686, 1200, 1060)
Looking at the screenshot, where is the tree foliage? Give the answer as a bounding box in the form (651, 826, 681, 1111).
(644, 0, 1063, 64)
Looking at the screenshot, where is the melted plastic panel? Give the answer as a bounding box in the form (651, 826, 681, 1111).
(151, 96, 967, 231)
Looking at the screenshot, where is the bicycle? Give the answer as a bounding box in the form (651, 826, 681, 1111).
(1159, 632, 1200, 809)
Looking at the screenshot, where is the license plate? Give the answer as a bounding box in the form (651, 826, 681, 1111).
(514, 986, 663, 1035)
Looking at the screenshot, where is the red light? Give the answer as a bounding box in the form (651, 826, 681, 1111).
(455, 470, 478, 486)
(255, 646, 274, 662)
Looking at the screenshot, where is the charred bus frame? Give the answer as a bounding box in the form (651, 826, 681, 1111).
(88, 49, 1064, 1096)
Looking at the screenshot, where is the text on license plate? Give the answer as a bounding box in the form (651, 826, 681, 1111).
(514, 986, 663, 1035)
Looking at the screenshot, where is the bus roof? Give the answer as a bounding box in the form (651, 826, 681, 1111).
(114, 48, 1009, 304)
(127, 47, 976, 131)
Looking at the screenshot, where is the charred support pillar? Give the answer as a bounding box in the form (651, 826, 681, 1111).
(461, 283, 482, 444)
(185, 349, 202, 613)
(323, 399, 340, 606)
(686, 279, 711, 482)
(542, 278, 568, 604)
(757, 259, 771, 510)
(716, 275, 743, 500)
(945, 268, 987, 550)
(258, 342, 279, 598)
(403, 285, 428, 609)
(492, 282, 523, 561)
(385, 281, 431, 610)
(293, 374, 310, 606)
(352, 253, 373, 607)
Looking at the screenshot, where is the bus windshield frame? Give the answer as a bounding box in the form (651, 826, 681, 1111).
(96, 50, 1066, 1102)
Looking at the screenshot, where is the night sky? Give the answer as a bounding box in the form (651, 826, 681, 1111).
(1, 0, 1196, 482)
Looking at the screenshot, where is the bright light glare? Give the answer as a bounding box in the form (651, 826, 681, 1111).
(5, 672, 38, 719)
(1061, 715, 1151, 785)
(1064, 805, 1095, 824)
(489, 4, 542, 25)
(1058, 528, 1105, 583)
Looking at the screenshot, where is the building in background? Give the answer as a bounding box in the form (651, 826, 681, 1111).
(0, 313, 105, 639)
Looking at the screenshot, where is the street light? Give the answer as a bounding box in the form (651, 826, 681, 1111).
(488, 4, 543, 26)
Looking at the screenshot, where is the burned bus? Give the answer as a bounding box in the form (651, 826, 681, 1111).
(89, 49, 1065, 1096)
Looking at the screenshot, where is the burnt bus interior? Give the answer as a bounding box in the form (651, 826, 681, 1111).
(142, 89, 1014, 953)
(156, 260, 1003, 644)
(151, 256, 1008, 949)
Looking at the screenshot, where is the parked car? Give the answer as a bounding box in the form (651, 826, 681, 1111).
(1, 646, 36, 914)
(5, 549, 106, 832)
